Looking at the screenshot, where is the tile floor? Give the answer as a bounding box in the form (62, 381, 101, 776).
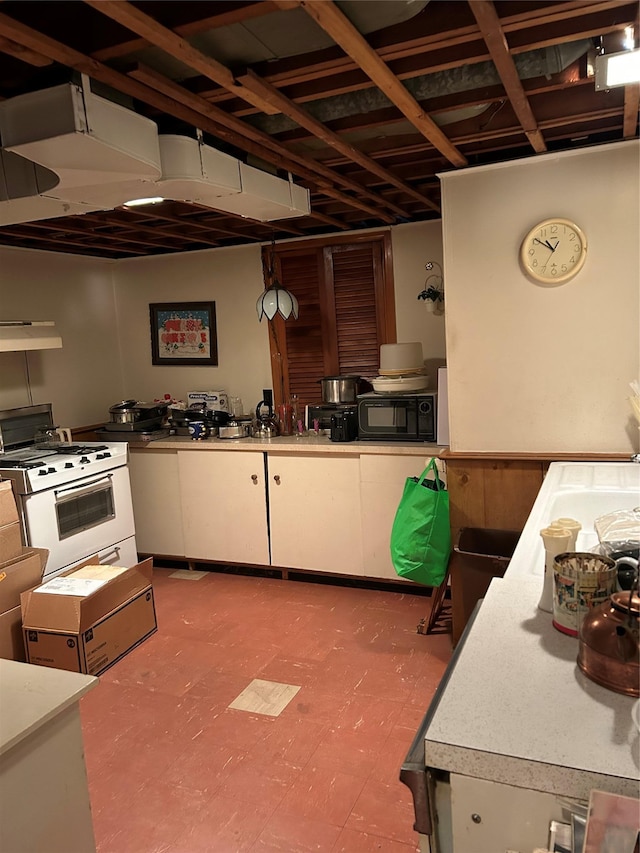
(80, 567, 452, 853)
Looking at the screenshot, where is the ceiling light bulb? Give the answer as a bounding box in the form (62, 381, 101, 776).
(123, 196, 165, 208)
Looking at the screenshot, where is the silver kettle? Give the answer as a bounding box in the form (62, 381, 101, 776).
(252, 391, 279, 439)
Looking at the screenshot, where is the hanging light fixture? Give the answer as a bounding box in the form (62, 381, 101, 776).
(256, 237, 299, 322)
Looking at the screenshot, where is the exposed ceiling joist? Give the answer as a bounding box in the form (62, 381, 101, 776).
(287, 0, 468, 167)
(0, 1, 635, 258)
(468, 0, 547, 153)
(82, 0, 281, 116)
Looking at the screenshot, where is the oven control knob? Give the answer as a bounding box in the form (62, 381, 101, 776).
(80, 456, 90, 464)
(64, 462, 74, 468)
(47, 467, 55, 474)
(38, 469, 48, 476)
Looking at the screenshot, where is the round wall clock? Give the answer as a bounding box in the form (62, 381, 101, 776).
(520, 218, 587, 284)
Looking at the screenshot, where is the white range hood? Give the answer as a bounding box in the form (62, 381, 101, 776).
(0, 321, 63, 352)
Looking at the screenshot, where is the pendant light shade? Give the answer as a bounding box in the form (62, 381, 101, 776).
(256, 286, 299, 321)
(257, 236, 299, 322)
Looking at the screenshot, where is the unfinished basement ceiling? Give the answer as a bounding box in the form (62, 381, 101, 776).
(0, 0, 637, 259)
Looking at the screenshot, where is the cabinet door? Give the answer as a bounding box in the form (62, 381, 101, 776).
(450, 774, 577, 853)
(360, 454, 429, 581)
(128, 449, 185, 557)
(268, 453, 363, 574)
(178, 450, 269, 565)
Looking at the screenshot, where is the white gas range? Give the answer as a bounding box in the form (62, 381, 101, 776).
(0, 404, 138, 580)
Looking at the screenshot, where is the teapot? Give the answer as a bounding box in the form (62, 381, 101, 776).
(577, 563, 639, 697)
(252, 389, 279, 439)
(34, 425, 72, 447)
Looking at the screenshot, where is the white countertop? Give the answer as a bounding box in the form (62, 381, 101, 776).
(0, 660, 98, 756)
(424, 461, 640, 802)
(137, 434, 445, 457)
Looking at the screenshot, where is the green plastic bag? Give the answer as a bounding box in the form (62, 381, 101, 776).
(390, 458, 452, 585)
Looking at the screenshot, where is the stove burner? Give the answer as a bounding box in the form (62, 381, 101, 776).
(51, 444, 109, 455)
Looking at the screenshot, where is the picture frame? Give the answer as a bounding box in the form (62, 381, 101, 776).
(150, 302, 218, 366)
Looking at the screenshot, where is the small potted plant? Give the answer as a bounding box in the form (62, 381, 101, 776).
(417, 262, 444, 314)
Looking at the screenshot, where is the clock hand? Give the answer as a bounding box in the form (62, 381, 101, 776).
(533, 238, 554, 251)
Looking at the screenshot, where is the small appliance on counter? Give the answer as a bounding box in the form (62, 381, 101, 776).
(357, 391, 437, 442)
(330, 409, 359, 442)
(306, 403, 356, 435)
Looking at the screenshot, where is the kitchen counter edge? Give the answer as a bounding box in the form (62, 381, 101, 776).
(128, 435, 446, 456)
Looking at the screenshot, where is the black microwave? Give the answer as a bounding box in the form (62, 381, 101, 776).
(357, 392, 437, 442)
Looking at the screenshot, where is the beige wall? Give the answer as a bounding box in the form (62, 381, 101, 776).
(391, 220, 446, 389)
(441, 140, 640, 454)
(0, 247, 122, 427)
(0, 225, 448, 428)
(112, 243, 273, 414)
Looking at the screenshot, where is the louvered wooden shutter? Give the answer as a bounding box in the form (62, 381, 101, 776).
(267, 233, 395, 410)
(326, 242, 382, 379)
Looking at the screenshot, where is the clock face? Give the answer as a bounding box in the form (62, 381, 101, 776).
(520, 218, 587, 284)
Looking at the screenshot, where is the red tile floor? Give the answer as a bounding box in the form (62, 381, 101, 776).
(80, 567, 452, 853)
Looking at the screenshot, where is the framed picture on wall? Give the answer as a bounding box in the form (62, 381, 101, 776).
(150, 302, 218, 366)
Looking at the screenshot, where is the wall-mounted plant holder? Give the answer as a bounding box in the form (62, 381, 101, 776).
(417, 261, 444, 315)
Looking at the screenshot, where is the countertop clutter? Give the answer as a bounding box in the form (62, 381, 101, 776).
(413, 461, 640, 852)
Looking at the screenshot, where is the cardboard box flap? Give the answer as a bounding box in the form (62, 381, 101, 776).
(0, 548, 48, 612)
(21, 558, 153, 633)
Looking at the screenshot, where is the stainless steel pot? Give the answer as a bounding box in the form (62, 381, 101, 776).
(319, 375, 363, 404)
(109, 400, 168, 425)
(218, 419, 251, 439)
(108, 400, 142, 424)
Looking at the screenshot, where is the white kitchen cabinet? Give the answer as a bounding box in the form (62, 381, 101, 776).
(128, 449, 185, 556)
(178, 450, 269, 565)
(449, 774, 578, 853)
(268, 453, 363, 574)
(359, 454, 429, 582)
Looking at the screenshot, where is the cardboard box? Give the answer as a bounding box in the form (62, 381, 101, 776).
(0, 606, 25, 661)
(0, 521, 23, 563)
(21, 557, 157, 676)
(0, 480, 23, 562)
(187, 390, 229, 412)
(0, 547, 48, 613)
(0, 480, 19, 527)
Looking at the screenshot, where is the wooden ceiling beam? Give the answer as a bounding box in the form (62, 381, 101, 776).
(82, 0, 280, 116)
(623, 84, 640, 137)
(91, 1, 282, 62)
(204, 2, 635, 109)
(0, 224, 142, 255)
(128, 63, 396, 222)
(288, 0, 467, 168)
(0, 33, 52, 66)
(468, 0, 547, 154)
(237, 68, 438, 212)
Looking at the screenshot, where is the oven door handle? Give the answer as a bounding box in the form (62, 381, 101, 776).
(54, 472, 113, 498)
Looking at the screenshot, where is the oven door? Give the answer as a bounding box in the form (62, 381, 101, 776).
(358, 398, 418, 440)
(22, 466, 136, 576)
